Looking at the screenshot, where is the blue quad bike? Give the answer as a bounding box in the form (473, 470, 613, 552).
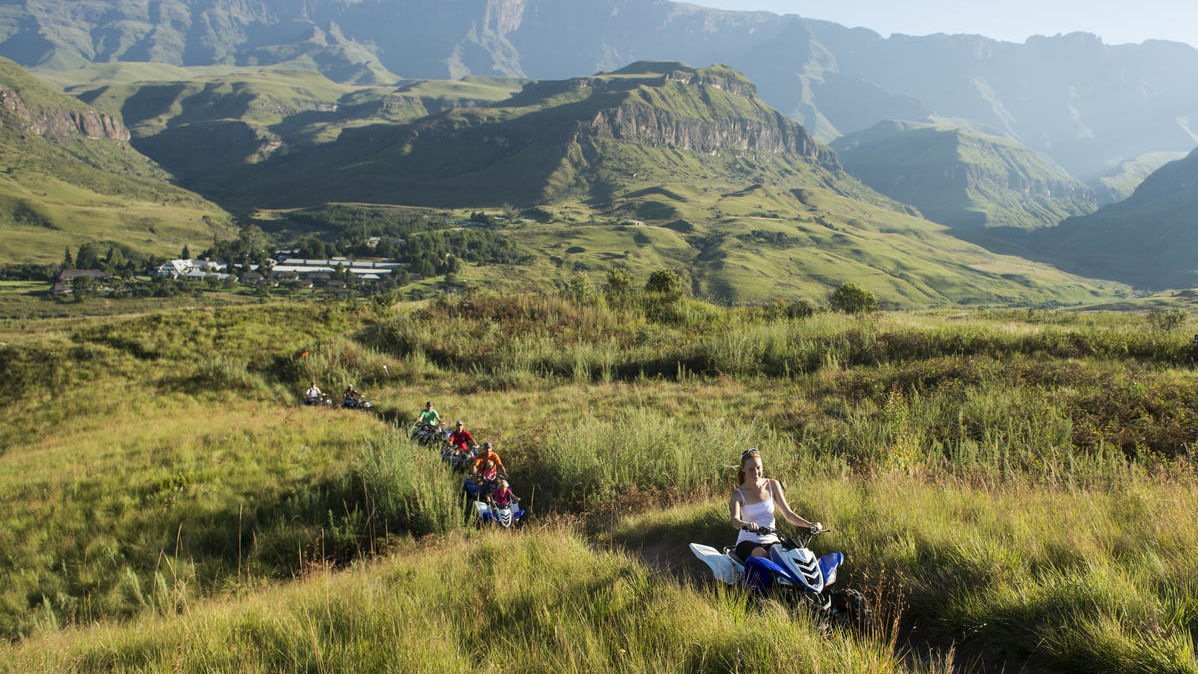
(462, 477, 524, 528)
(690, 526, 871, 628)
(341, 395, 372, 411)
(472, 498, 525, 528)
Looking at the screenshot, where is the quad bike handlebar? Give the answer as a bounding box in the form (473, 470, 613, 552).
(742, 525, 829, 549)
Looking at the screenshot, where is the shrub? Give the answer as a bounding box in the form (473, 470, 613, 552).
(1146, 308, 1187, 332)
(828, 282, 878, 314)
(562, 272, 600, 306)
(604, 267, 636, 301)
(645, 269, 685, 301)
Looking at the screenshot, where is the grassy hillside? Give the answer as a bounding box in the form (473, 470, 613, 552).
(1030, 147, 1198, 289)
(832, 120, 1097, 230)
(197, 64, 1127, 307)
(0, 58, 234, 264)
(1087, 150, 1189, 206)
(44, 64, 524, 181)
(0, 293, 1195, 671)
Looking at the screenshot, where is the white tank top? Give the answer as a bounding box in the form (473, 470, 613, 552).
(735, 481, 779, 546)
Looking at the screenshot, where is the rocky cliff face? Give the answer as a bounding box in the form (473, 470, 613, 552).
(584, 101, 834, 164)
(0, 86, 131, 141)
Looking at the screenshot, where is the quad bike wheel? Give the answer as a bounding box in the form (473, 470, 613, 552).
(830, 588, 873, 631)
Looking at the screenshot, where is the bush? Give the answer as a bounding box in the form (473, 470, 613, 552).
(828, 282, 878, 314)
(645, 269, 685, 301)
(562, 272, 600, 306)
(1146, 308, 1187, 332)
(604, 267, 636, 301)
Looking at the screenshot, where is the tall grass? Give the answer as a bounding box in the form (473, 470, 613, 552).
(0, 381, 460, 639)
(2, 527, 920, 673)
(359, 434, 463, 536)
(609, 473, 1198, 672)
(1, 292, 1194, 670)
(531, 408, 788, 506)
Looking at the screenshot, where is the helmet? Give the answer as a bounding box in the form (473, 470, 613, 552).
(456, 420, 463, 427)
(483, 442, 493, 450)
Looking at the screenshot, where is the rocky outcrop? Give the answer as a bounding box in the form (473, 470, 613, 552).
(0, 86, 130, 141)
(584, 101, 836, 166)
(484, 0, 530, 35)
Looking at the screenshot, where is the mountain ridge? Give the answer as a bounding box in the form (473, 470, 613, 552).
(832, 120, 1097, 229)
(6, 0, 1198, 179)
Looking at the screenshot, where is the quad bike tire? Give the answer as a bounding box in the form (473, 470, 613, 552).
(830, 588, 872, 631)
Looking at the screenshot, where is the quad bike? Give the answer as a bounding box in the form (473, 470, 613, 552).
(341, 395, 373, 410)
(689, 526, 871, 629)
(472, 499, 525, 528)
(412, 423, 448, 446)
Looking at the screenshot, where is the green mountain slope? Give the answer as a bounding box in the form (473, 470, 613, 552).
(832, 120, 1097, 230)
(1086, 151, 1190, 206)
(0, 58, 233, 264)
(219, 63, 1122, 307)
(49, 64, 524, 182)
(1031, 149, 1198, 289)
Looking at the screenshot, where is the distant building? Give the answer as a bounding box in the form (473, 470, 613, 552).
(151, 259, 226, 278)
(52, 269, 111, 296)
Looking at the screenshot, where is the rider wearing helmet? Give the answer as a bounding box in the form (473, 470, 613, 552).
(730, 448, 821, 561)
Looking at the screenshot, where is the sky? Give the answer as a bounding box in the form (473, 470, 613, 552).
(686, 0, 1198, 48)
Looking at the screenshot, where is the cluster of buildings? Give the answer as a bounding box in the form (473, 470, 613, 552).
(149, 255, 414, 288)
(52, 253, 425, 297)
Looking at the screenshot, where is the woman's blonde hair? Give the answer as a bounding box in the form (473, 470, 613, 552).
(737, 448, 761, 485)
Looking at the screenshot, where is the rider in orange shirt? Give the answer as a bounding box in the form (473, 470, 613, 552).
(471, 442, 507, 477)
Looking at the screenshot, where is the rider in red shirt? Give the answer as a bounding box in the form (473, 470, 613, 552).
(449, 420, 476, 454)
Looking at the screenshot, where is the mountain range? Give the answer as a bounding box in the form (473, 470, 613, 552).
(0, 0, 1194, 295)
(4, 0, 1198, 181)
(1028, 148, 1198, 288)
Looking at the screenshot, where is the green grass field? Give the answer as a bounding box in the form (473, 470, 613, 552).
(0, 293, 1194, 672)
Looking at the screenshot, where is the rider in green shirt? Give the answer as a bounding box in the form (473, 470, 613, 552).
(418, 401, 442, 427)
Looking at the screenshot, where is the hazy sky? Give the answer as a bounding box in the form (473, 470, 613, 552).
(687, 0, 1198, 47)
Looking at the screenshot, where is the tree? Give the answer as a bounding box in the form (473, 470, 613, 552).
(70, 275, 97, 302)
(75, 243, 102, 270)
(828, 282, 878, 314)
(61, 246, 74, 270)
(645, 269, 684, 301)
(104, 246, 125, 273)
(181, 244, 191, 260)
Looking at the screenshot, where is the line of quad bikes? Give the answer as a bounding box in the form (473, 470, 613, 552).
(304, 393, 873, 630)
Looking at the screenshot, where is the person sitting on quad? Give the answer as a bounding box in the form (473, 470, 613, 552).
(729, 448, 822, 561)
(471, 442, 507, 478)
(449, 420, 477, 455)
(417, 401, 441, 429)
(490, 478, 520, 509)
(304, 381, 322, 403)
(343, 384, 361, 404)
(463, 473, 487, 500)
